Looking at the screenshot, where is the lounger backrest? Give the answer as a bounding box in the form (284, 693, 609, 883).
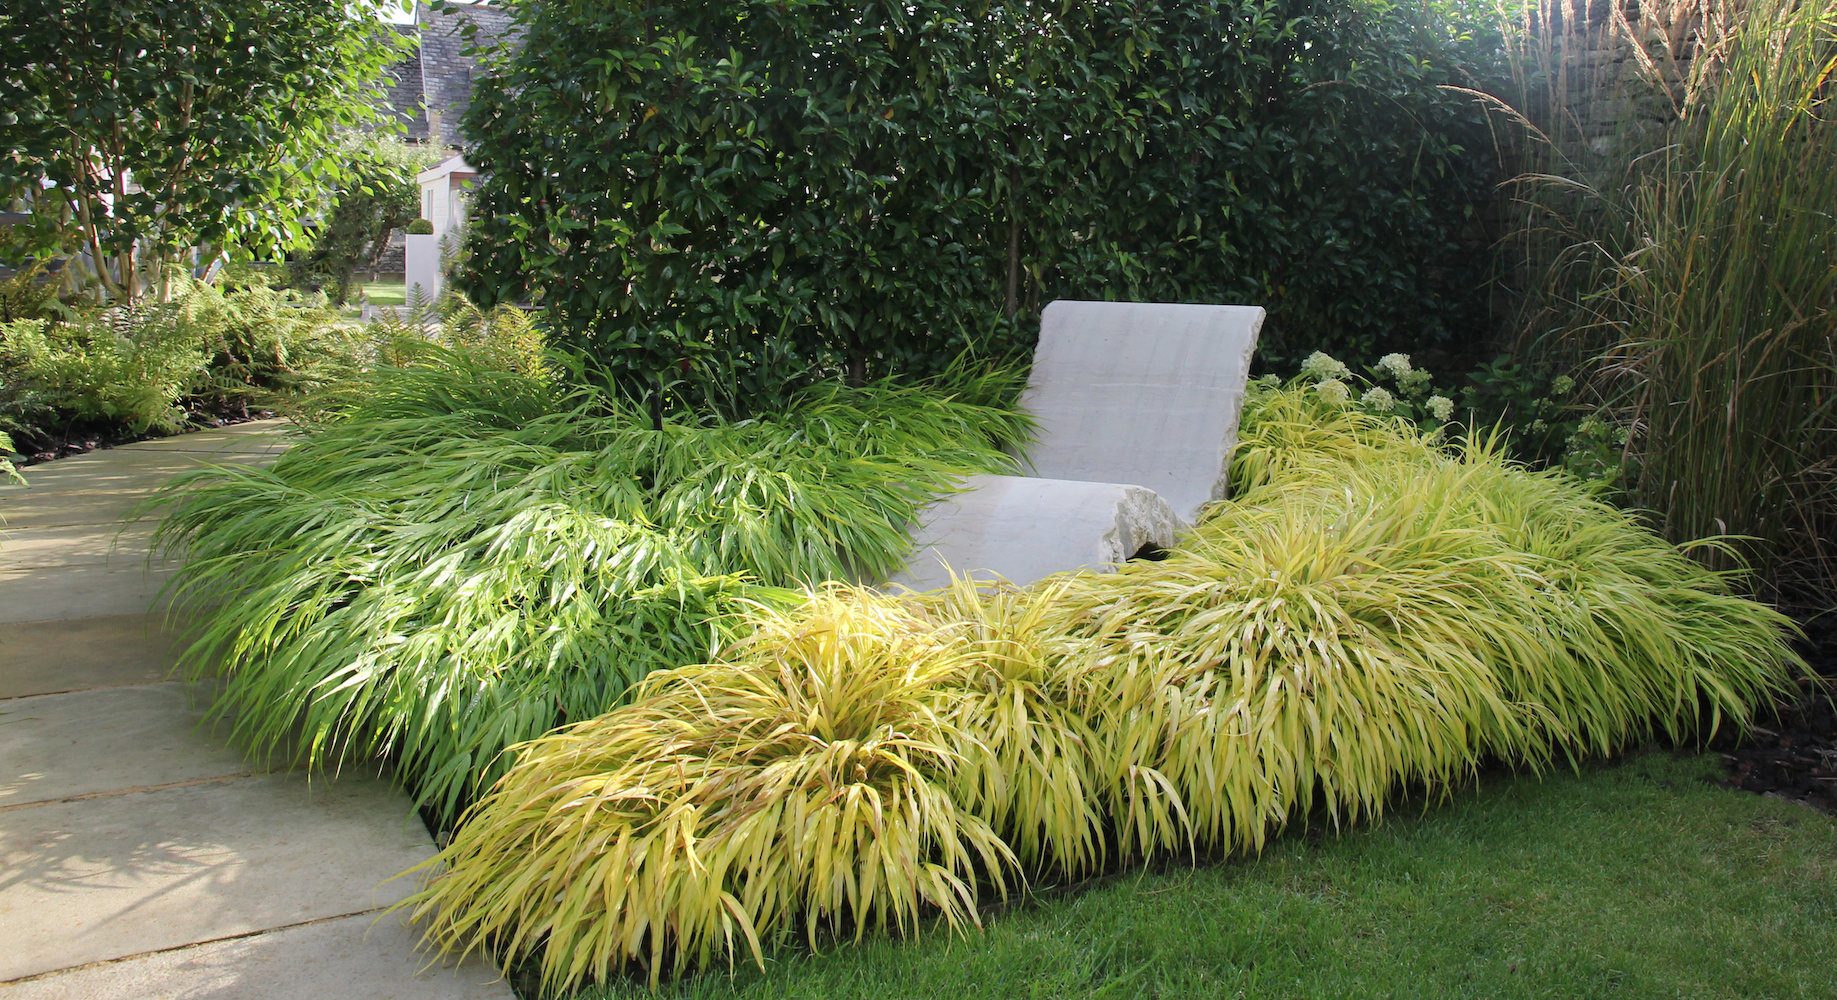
(1018, 300, 1264, 522)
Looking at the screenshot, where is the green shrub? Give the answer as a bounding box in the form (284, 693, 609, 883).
(2, 309, 211, 432)
(146, 352, 1034, 821)
(402, 382, 1797, 991)
(405, 218, 433, 236)
(0, 276, 354, 434)
(455, 0, 1501, 404)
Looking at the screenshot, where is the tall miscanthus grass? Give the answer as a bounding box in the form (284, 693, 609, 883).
(402, 383, 1798, 990)
(1492, 0, 1837, 598)
(145, 348, 1034, 822)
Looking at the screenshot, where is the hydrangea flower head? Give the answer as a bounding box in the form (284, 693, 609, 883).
(1377, 353, 1413, 379)
(1302, 351, 1351, 382)
(1427, 394, 1454, 421)
(1315, 378, 1351, 405)
(1552, 375, 1576, 395)
(1399, 369, 1432, 395)
(1360, 386, 1396, 412)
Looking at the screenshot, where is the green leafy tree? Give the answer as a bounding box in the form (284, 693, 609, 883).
(0, 0, 411, 303)
(290, 133, 438, 304)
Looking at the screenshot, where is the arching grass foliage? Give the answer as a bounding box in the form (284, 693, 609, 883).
(402, 381, 1798, 991)
(145, 348, 1033, 822)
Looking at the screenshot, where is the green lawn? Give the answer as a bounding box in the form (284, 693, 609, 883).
(573, 750, 1836, 1000)
(359, 281, 406, 306)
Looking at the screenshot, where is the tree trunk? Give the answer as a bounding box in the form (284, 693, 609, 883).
(1004, 168, 1021, 318)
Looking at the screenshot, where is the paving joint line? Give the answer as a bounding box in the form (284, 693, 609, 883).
(0, 907, 394, 987)
(0, 677, 216, 702)
(0, 772, 263, 814)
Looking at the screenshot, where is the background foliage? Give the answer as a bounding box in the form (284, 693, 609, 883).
(289, 134, 440, 305)
(0, 273, 352, 438)
(452, 0, 1503, 408)
(0, 0, 408, 302)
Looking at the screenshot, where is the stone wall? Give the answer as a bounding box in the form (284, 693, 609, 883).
(1523, 0, 1742, 148)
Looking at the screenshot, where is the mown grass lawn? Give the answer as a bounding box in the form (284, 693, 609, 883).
(575, 750, 1836, 1000)
(359, 281, 407, 306)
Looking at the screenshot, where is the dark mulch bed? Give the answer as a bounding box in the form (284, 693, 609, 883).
(1714, 610, 1837, 815)
(8, 407, 275, 467)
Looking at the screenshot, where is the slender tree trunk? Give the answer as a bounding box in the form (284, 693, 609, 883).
(1005, 176, 1021, 319)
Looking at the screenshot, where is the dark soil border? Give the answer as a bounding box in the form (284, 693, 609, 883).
(1712, 611, 1837, 815)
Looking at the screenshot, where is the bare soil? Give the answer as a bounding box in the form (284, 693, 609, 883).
(1714, 611, 1837, 815)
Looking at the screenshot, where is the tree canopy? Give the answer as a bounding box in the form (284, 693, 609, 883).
(0, 0, 411, 301)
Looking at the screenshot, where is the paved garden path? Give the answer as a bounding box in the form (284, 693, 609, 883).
(0, 423, 514, 999)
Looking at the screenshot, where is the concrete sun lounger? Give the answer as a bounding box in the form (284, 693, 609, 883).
(886, 299, 1264, 592)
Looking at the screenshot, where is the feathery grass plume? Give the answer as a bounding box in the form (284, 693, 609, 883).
(400, 590, 1014, 991)
(1494, 0, 1837, 597)
(145, 349, 1034, 822)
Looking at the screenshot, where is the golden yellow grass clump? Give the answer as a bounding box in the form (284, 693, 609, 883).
(401, 383, 1798, 991)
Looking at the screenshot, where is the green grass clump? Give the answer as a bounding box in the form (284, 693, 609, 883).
(402, 382, 1798, 992)
(146, 349, 1032, 822)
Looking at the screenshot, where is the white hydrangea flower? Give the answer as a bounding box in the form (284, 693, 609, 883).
(1398, 368, 1432, 395)
(1360, 386, 1396, 412)
(1256, 373, 1284, 389)
(1427, 394, 1454, 421)
(1552, 375, 1576, 395)
(1377, 353, 1413, 379)
(1315, 378, 1351, 405)
(1302, 351, 1351, 382)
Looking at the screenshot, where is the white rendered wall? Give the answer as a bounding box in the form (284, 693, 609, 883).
(403, 233, 441, 304)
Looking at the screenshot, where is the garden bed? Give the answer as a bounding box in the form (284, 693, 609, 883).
(1717, 612, 1837, 815)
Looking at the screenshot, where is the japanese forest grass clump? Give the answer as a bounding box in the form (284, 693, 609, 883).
(145, 349, 1033, 823)
(401, 381, 1798, 992)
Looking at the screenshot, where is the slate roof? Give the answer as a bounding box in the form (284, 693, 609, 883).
(381, 2, 518, 149)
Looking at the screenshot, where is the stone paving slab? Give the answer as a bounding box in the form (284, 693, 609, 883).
(111, 425, 296, 455)
(0, 910, 509, 999)
(0, 772, 435, 981)
(0, 616, 193, 698)
(0, 522, 160, 572)
(0, 490, 158, 531)
(0, 450, 271, 498)
(0, 564, 178, 625)
(0, 684, 255, 809)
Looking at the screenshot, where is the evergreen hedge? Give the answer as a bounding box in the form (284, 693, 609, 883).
(450, 0, 1500, 406)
